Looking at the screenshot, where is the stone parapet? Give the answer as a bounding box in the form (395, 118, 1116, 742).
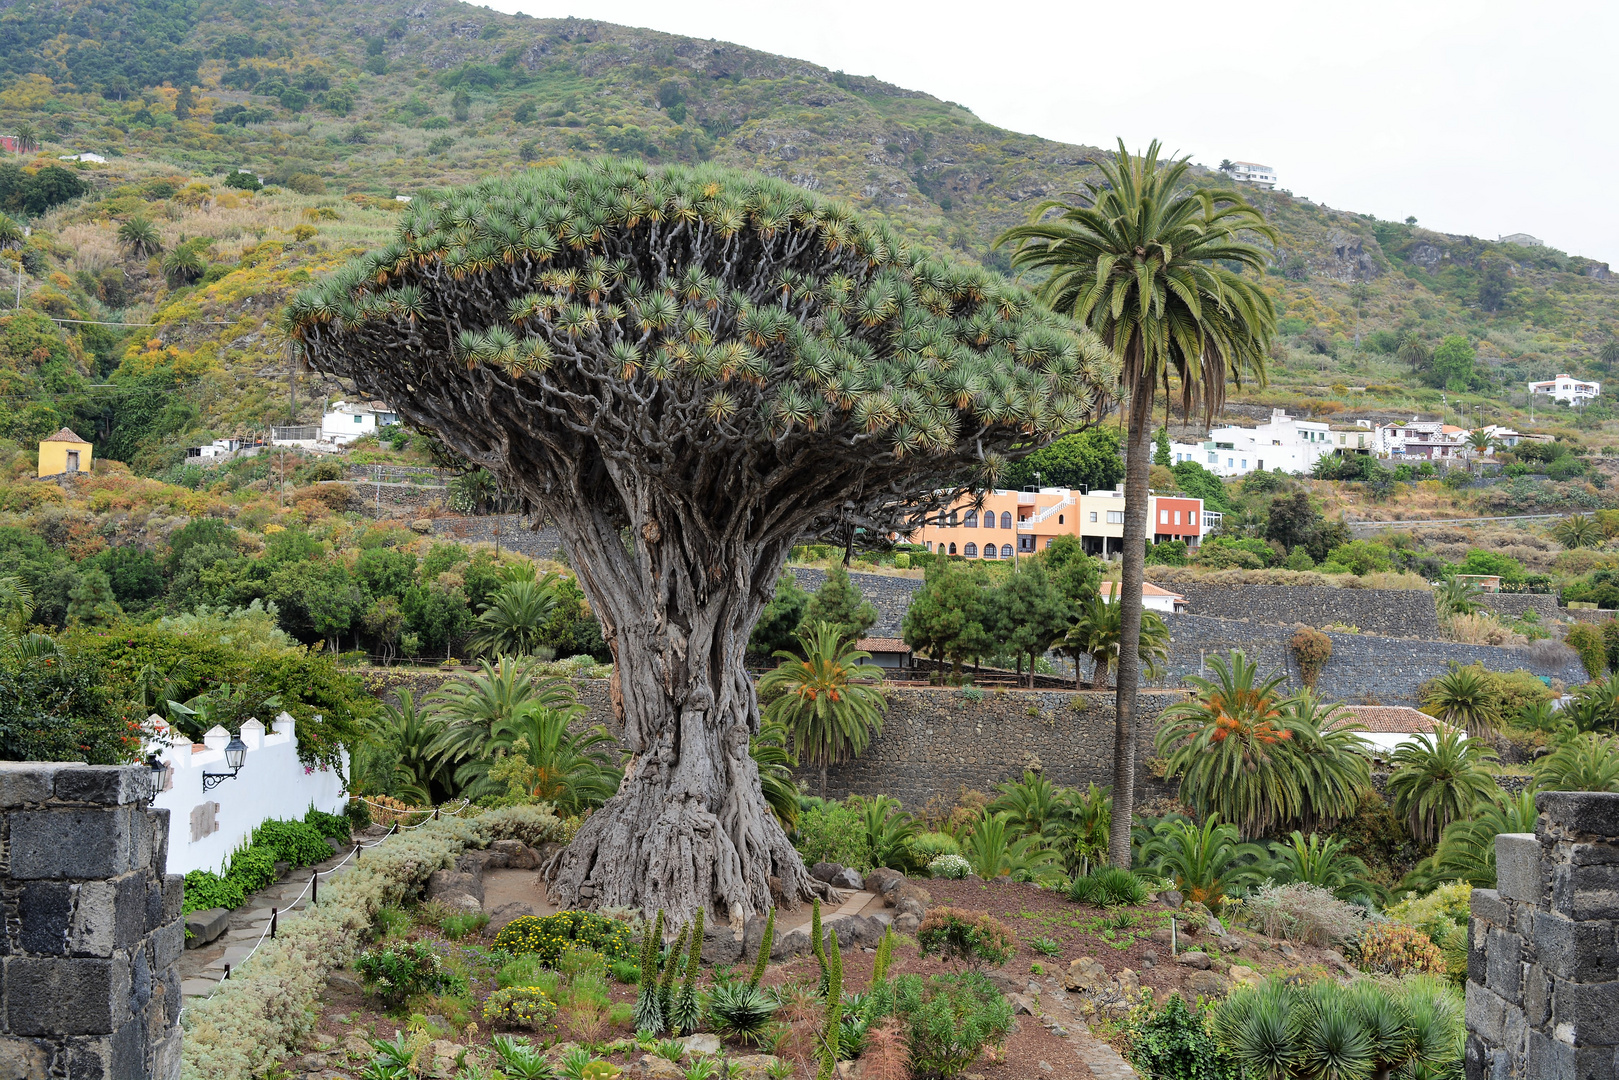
(0, 762, 182, 1079)
(1467, 791, 1619, 1080)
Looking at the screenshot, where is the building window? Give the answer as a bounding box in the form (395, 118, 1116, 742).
(1045, 538, 1053, 548)
(1227, 458, 1234, 467)
(964, 510, 978, 528)
(1000, 511, 1012, 529)
(924, 541, 932, 551)
(1058, 514, 1064, 524)
(1159, 509, 1168, 524)
(983, 511, 994, 529)
(983, 545, 996, 559)
(964, 543, 977, 557)
(1001, 544, 1013, 558)
(1208, 452, 1218, 464)
(948, 512, 958, 526)
(1241, 459, 1247, 469)
(1173, 510, 1181, 525)
(1089, 511, 1098, 522)
(948, 543, 957, 555)
(1106, 511, 1124, 524)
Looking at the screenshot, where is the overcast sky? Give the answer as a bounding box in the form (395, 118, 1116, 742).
(489, 0, 1619, 265)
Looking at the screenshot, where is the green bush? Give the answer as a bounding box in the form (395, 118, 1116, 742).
(482, 985, 559, 1030)
(1568, 623, 1607, 679)
(183, 869, 245, 915)
(892, 972, 1014, 1078)
(496, 955, 559, 991)
(910, 831, 961, 862)
(917, 907, 1017, 970)
(1068, 867, 1150, 907)
(344, 798, 372, 830)
(354, 940, 452, 1005)
(794, 801, 873, 869)
(304, 806, 351, 841)
(440, 912, 488, 940)
(491, 911, 636, 965)
(1125, 993, 1237, 1080)
(225, 845, 279, 894)
(251, 819, 332, 867)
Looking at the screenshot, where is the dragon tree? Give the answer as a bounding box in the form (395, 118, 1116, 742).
(288, 159, 1115, 924)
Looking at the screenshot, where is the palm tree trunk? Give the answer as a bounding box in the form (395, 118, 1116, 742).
(1110, 387, 1154, 868)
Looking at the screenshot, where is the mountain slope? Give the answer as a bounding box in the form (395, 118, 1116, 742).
(0, 0, 1616, 472)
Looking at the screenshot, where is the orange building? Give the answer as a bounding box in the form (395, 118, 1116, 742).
(909, 487, 1210, 562)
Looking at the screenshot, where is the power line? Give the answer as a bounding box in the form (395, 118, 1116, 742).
(43, 316, 236, 327)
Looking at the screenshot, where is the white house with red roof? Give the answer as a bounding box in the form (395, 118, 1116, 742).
(1333, 704, 1461, 758)
(1099, 581, 1186, 613)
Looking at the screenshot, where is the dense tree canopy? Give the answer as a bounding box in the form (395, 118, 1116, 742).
(289, 160, 1115, 921)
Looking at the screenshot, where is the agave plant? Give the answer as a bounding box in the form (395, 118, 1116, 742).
(706, 982, 778, 1045)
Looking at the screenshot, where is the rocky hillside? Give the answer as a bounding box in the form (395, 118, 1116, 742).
(0, 0, 1616, 472)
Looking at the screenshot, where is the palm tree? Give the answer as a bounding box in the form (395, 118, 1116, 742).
(1387, 726, 1499, 843)
(1464, 429, 1496, 466)
(1551, 514, 1604, 550)
(749, 720, 801, 830)
(962, 810, 1062, 882)
(1433, 577, 1482, 618)
(369, 690, 456, 804)
(1154, 652, 1369, 838)
(759, 621, 888, 798)
(1265, 831, 1382, 904)
(0, 213, 22, 251)
(466, 573, 561, 658)
(998, 140, 1278, 868)
(1398, 332, 1431, 372)
(117, 216, 164, 259)
(13, 121, 37, 155)
(477, 702, 621, 812)
(1044, 782, 1112, 878)
(987, 770, 1061, 837)
(1062, 588, 1170, 690)
(426, 656, 580, 765)
(1423, 663, 1500, 736)
(161, 242, 206, 287)
(1404, 787, 1538, 891)
(1136, 815, 1267, 907)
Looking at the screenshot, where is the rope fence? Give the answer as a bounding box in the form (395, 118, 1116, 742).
(187, 798, 471, 1008)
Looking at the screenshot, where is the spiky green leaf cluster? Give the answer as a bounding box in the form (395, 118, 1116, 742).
(287, 159, 1113, 464)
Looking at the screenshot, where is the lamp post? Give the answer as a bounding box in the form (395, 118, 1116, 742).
(145, 752, 167, 795)
(202, 734, 249, 791)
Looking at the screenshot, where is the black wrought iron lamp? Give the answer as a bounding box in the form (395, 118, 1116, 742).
(145, 752, 167, 794)
(202, 734, 249, 791)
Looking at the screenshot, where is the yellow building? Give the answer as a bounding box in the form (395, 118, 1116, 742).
(38, 427, 92, 478)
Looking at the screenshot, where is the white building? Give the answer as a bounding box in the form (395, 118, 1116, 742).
(1333, 706, 1462, 761)
(59, 152, 107, 164)
(1528, 374, 1601, 406)
(1374, 418, 1471, 461)
(321, 400, 399, 443)
(1168, 408, 1335, 477)
(1099, 580, 1186, 613)
(1224, 161, 1277, 189)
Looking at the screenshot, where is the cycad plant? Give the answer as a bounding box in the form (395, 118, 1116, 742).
(998, 139, 1277, 867)
(1265, 831, 1381, 905)
(1155, 652, 1369, 838)
(367, 690, 454, 804)
(986, 770, 1061, 837)
(962, 811, 1062, 882)
(477, 703, 621, 811)
(1551, 513, 1604, 550)
(1534, 727, 1619, 792)
(1387, 726, 1499, 843)
(1044, 782, 1112, 878)
(1433, 577, 1482, 618)
(1136, 815, 1267, 907)
(426, 656, 579, 764)
(1403, 787, 1539, 891)
(1422, 663, 1500, 736)
(855, 795, 917, 870)
(749, 720, 802, 830)
(760, 621, 888, 798)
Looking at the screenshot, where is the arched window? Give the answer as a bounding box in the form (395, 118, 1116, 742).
(964, 543, 978, 557)
(948, 543, 957, 555)
(1001, 544, 1014, 559)
(983, 511, 994, 530)
(948, 511, 959, 526)
(964, 509, 978, 528)
(984, 544, 997, 559)
(1000, 511, 1013, 529)
(1058, 514, 1064, 524)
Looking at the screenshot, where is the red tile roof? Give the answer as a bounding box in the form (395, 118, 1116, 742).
(856, 637, 910, 654)
(1100, 582, 1184, 600)
(1334, 705, 1455, 734)
(42, 427, 87, 444)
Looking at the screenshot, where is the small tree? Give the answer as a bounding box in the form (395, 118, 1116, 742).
(800, 563, 877, 645)
(760, 622, 888, 797)
(991, 560, 1070, 686)
(750, 571, 810, 657)
(1288, 625, 1332, 689)
(1153, 426, 1171, 466)
(902, 559, 993, 677)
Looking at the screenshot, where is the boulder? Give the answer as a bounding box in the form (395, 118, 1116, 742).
(810, 861, 845, 884)
(1229, 964, 1262, 988)
(1149, 926, 1173, 946)
(455, 849, 500, 875)
(490, 839, 541, 869)
(865, 868, 906, 898)
(729, 1055, 787, 1080)
(1160, 889, 1184, 910)
(1116, 969, 1140, 996)
(895, 896, 926, 919)
(893, 882, 931, 907)
(893, 912, 920, 935)
(1322, 949, 1354, 975)
(326, 835, 345, 855)
(1063, 956, 1109, 993)
(1007, 992, 1039, 1016)
(680, 1033, 722, 1056)
(1185, 969, 1230, 999)
(184, 907, 231, 948)
(771, 928, 812, 960)
(438, 892, 482, 915)
(487, 902, 534, 931)
(326, 970, 364, 994)
(426, 869, 483, 905)
(701, 922, 744, 966)
(830, 867, 864, 891)
(1175, 951, 1211, 970)
(743, 913, 776, 960)
(638, 1056, 684, 1080)
(825, 914, 883, 948)
(1277, 943, 1297, 960)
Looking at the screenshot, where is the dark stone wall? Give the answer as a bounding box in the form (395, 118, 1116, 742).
(1477, 593, 1563, 621)
(801, 687, 1187, 808)
(0, 763, 183, 1079)
(1466, 792, 1619, 1080)
(431, 517, 564, 562)
(1159, 581, 1442, 637)
(1157, 614, 1586, 704)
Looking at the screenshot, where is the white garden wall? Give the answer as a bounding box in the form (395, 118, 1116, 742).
(150, 712, 348, 876)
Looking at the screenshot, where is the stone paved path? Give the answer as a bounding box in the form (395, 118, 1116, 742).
(781, 890, 875, 936)
(179, 842, 364, 1000)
